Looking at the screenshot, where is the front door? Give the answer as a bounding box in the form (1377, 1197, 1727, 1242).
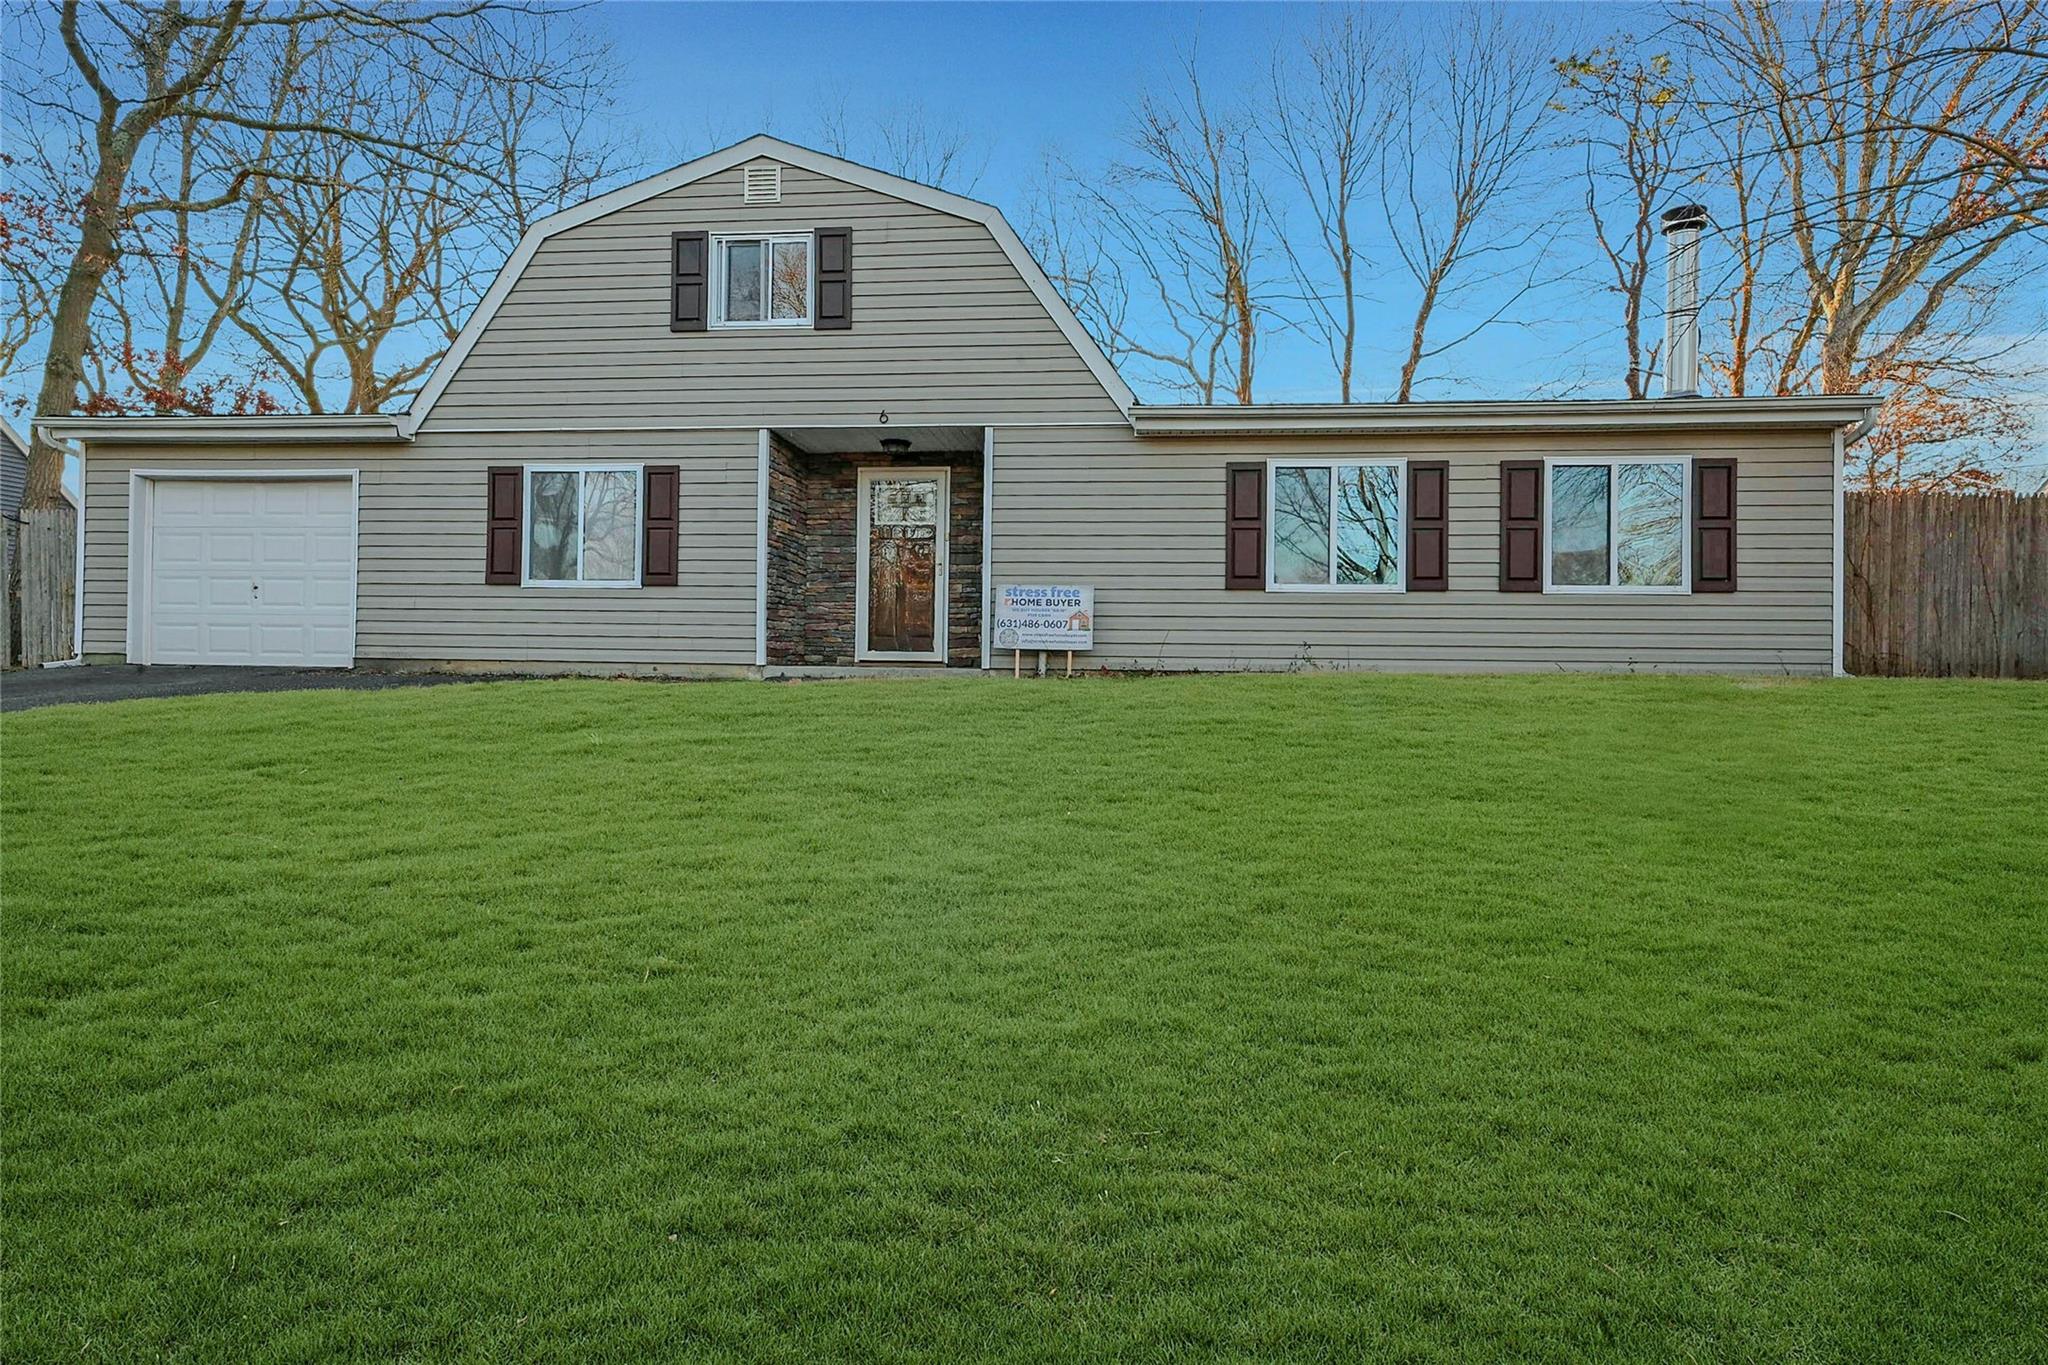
(856, 467, 948, 662)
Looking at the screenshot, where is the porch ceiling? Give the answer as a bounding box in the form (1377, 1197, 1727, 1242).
(771, 425, 982, 456)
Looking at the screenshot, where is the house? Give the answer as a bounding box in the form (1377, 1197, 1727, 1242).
(1, 418, 28, 525)
(37, 136, 1876, 676)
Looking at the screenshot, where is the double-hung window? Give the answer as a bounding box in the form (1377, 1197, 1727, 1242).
(1545, 458, 1689, 592)
(1269, 460, 1405, 590)
(524, 465, 642, 587)
(712, 233, 812, 327)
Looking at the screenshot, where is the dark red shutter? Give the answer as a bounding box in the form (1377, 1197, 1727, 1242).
(814, 227, 852, 330)
(642, 464, 680, 587)
(1407, 460, 1449, 591)
(1224, 462, 1265, 589)
(671, 231, 708, 332)
(485, 466, 522, 585)
(1499, 460, 1543, 592)
(1693, 457, 1737, 592)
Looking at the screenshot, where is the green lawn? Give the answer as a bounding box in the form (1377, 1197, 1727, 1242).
(4, 674, 2044, 1362)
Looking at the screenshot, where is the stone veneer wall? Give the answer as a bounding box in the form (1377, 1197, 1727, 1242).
(766, 446, 983, 667)
(764, 436, 810, 661)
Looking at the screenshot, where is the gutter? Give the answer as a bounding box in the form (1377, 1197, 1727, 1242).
(31, 414, 410, 445)
(1129, 395, 1880, 437)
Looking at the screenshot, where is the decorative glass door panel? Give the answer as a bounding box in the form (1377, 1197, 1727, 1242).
(860, 471, 945, 659)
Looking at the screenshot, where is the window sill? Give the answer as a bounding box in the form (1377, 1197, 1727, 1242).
(1266, 583, 1407, 594)
(709, 319, 813, 331)
(520, 580, 644, 590)
(1542, 585, 1691, 596)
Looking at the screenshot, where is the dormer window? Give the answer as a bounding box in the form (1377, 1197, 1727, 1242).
(712, 233, 811, 327)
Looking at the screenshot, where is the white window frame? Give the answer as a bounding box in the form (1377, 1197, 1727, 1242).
(1541, 456, 1692, 595)
(521, 462, 645, 589)
(709, 231, 814, 329)
(1265, 457, 1408, 593)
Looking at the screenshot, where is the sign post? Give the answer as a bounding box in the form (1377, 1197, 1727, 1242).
(994, 584, 1093, 677)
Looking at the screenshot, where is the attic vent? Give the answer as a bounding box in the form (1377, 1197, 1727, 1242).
(743, 163, 782, 205)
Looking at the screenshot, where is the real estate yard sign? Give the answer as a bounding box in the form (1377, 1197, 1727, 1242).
(995, 584, 1093, 652)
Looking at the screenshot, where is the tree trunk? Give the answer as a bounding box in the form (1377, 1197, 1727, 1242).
(1339, 258, 1355, 403)
(1622, 284, 1645, 399)
(27, 156, 130, 508)
(1396, 270, 1444, 403)
(1819, 329, 1860, 395)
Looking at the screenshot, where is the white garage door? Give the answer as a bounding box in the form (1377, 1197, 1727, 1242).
(145, 477, 356, 666)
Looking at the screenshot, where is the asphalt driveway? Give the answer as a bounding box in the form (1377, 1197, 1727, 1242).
(1, 665, 502, 713)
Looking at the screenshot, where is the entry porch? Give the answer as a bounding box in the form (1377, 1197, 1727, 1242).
(764, 426, 984, 668)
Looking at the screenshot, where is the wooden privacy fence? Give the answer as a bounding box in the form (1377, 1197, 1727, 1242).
(7, 506, 77, 669)
(2, 517, 14, 668)
(1845, 491, 2047, 678)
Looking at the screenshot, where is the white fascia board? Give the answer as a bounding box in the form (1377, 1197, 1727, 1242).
(401, 134, 1138, 438)
(32, 414, 408, 445)
(1130, 395, 1882, 436)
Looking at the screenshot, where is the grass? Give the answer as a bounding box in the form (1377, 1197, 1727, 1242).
(3, 673, 2045, 1363)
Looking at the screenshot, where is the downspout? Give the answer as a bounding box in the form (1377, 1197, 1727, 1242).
(70, 442, 84, 663)
(755, 429, 769, 671)
(980, 427, 994, 672)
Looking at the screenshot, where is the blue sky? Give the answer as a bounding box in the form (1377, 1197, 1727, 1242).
(9, 0, 2044, 484)
(587, 1, 2044, 455)
(600, 2, 1309, 174)
(591, 0, 1642, 404)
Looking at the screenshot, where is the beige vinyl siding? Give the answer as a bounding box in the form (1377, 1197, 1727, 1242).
(82, 431, 758, 667)
(424, 164, 1124, 430)
(82, 424, 1843, 675)
(991, 426, 1836, 674)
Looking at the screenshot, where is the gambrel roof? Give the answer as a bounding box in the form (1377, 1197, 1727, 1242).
(402, 134, 1138, 435)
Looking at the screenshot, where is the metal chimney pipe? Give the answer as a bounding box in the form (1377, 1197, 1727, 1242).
(1660, 204, 1710, 398)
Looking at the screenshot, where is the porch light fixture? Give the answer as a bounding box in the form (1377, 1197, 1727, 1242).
(880, 436, 912, 454)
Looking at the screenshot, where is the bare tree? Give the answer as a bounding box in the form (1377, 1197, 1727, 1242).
(1379, 6, 1563, 401)
(1026, 53, 1271, 404)
(1694, 90, 1785, 400)
(1681, 0, 2048, 484)
(98, 78, 298, 415)
(1, 150, 70, 403)
(1113, 55, 1269, 403)
(1028, 150, 1227, 402)
(11, 0, 611, 510)
(1265, 9, 1386, 402)
(1557, 46, 1692, 399)
(812, 89, 985, 191)
(6, 104, 286, 418)
(223, 29, 627, 411)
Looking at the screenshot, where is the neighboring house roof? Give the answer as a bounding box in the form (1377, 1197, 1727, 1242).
(1, 417, 28, 520)
(32, 136, 1881, 444)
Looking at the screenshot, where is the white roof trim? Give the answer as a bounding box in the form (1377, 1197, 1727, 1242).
(401, 134, 1137, 436)
(0, 416, 26, 455)
(32, 414, 408, 444)
(1130, 395, 1881, 436)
